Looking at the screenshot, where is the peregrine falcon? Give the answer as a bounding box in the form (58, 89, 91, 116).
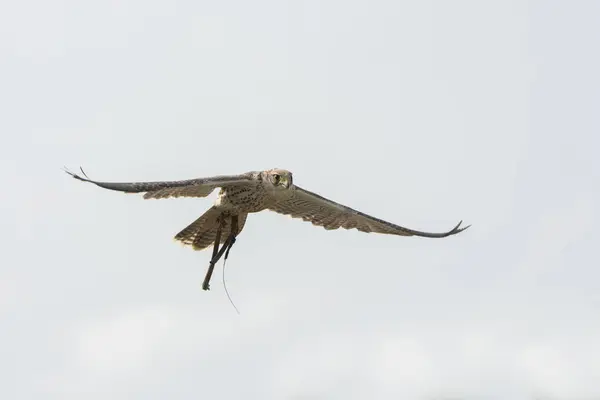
(65, 167, 469, 290)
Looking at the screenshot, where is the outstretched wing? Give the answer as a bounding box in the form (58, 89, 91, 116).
(64, 167, 256, 199)
(268, 186, 469, 238)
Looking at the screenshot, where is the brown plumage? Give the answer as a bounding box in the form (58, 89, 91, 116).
(65, 167, 470, 289)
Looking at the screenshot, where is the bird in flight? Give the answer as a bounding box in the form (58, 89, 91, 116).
(65, 167, 469, 290)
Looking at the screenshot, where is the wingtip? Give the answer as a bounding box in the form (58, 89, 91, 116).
(453, 220, 471, 234)
(63, 166, 76, 178)
(63, 166, 91, 182)
(79, 166, 90, 179)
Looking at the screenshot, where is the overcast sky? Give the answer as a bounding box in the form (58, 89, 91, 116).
(1, 0, 599, 399)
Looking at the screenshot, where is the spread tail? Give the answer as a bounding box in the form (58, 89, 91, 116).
(174, 206, 248, 251)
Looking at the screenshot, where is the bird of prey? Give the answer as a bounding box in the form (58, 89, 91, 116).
(65, 167, 469, 290)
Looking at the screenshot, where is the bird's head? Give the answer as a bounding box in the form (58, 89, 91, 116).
(262, 168, 293, 191)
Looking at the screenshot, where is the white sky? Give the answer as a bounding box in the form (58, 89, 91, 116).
(1, 0, 599, 399)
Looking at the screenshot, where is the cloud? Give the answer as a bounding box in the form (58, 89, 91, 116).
(268, 325, 600, 399)
(39, 295, 286, 396)
(518, 338, 600, 398)
(519, 193, 594, 274)
(72, 301, 283, 372)
(369, 335, 435, 397)
(270, 332, 369, 398)
(72, 306, 178, 374)
(0, 275, 19, 315)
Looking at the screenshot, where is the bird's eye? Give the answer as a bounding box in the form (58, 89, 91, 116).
(272, 174, 280, 184)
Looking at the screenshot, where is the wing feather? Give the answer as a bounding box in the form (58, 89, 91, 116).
(64, 167, 256, 199)
(268, 186, 469, 238)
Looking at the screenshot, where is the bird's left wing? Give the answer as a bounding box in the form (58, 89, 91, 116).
(64, 167, 256, 199)
(268, 186, 469, 238)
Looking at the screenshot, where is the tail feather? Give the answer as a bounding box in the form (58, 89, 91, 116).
(174, 207, 248, 251)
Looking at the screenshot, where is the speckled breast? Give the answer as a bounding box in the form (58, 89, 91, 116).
(216, 184, 273, 213)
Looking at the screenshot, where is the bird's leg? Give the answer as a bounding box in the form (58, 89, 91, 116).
(202, 215, 239, 291)
(204, 234, 236, 290)
(202, 216, 224, 291)
(224, 215, 239, 262)
(211, 216, 239, 265)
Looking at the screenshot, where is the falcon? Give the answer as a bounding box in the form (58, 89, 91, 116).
(65, 167, 469, 290)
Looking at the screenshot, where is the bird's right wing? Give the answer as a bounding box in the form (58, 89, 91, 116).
(64, 167, 256, 199)
(269, 185, 469, 238)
